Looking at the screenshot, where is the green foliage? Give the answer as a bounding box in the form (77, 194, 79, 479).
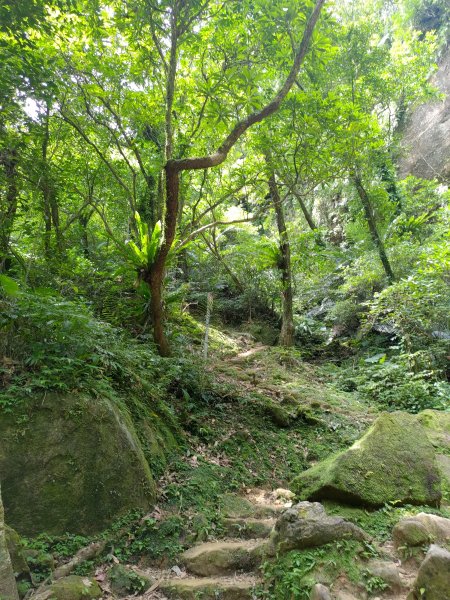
(345, 355, 449, 413)
(125, 215, 162, 270)
(260, 541, 363, 600)
(0, 287, 161, 404)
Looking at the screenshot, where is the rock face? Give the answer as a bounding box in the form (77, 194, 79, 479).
(270, 501, 367, 552)
(0, 484, 19, 600)
(0, 393, 176, 535)
(393, 512, 450, 547)
(398, 47, 450, 181)
(291, 412, 442, 507)
(408, 545, 450, 600)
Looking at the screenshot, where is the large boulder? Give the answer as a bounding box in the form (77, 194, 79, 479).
(291, 412, 442, 507)
(270, 501, 368, 553)
(393, 512, 450, 547)
(408, 545, 450, 600)
(0, 393, 175, 535)
(0, 483, 19, 600)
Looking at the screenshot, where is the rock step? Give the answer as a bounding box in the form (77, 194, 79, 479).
(221, 498, 285, 520)
(222, 517, 275, 539)
(181, 540, 268, 577)
(160, 575, 260, 600)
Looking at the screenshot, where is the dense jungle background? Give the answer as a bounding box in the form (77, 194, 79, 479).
(0, 0, 449, 599)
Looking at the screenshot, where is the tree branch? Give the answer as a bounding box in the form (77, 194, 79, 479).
(178, 217, 253, 249)
(166, 0, 326, 174)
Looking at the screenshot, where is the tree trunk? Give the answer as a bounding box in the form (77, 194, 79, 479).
(148, 0, 325, 355)
(292, 190, 325, 246)
(147, 266, 171, 357)
(268, 172, 295, 347)
(41, 103, 62, 256)
(0, 148, 18, 272)
(353, 174, 395, 282)
(0, 484, 19, 600)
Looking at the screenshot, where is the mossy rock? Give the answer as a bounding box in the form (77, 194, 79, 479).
(22, 548, 55, 573)
(0, 483, 19, 600)
(408, 545, 450, 600)
(265, 403, 293, 428)
(161, 576, 258, 600)
(0, 393, 174, 535)
(291, 412, 442, 507)
(34, 576, 102, 600)
(5, 526, 31, 582)
(108, 564, 152, 596)
(416, 410, 450, 452)
(220, 494, 257, 519)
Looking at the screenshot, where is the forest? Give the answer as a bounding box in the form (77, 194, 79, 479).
(0, 0, 449, 599)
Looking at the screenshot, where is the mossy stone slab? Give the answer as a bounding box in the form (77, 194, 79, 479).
(292, 412, 441, 507)
(33, 576, 102, 600)
(161, 576, 258, 600)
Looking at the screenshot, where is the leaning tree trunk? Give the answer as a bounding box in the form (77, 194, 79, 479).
(353, 174, 395, 283)
(0, 484, 19, 600)
(148, 0, 325, 355)
(268, 172, 295, 347)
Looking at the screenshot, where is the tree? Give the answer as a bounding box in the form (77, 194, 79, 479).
(147, 0, 326, 355)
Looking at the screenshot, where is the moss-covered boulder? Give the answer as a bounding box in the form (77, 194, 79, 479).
(291, 412, 441, 507)
(32, 576, 102, 600)
(393, 513, 450, 547)
(408, 545, 450, 600)
(0, 393, 175, 535)
(0, 483, 19, 600)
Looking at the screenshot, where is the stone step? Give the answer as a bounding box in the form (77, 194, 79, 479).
(222, 517, 275, 539)
(181, 540, 268, 577)
(160, 575, 260, 600)
(220, 493, 285, 520)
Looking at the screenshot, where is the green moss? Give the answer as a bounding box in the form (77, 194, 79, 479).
(108, 564, 151, 595)
(5, 526, 30, 582)
(0, 393, 170, 535)
(416, 410, 450, 454)
(292, 412, 442, 507)
(43, 576, 102, 600)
